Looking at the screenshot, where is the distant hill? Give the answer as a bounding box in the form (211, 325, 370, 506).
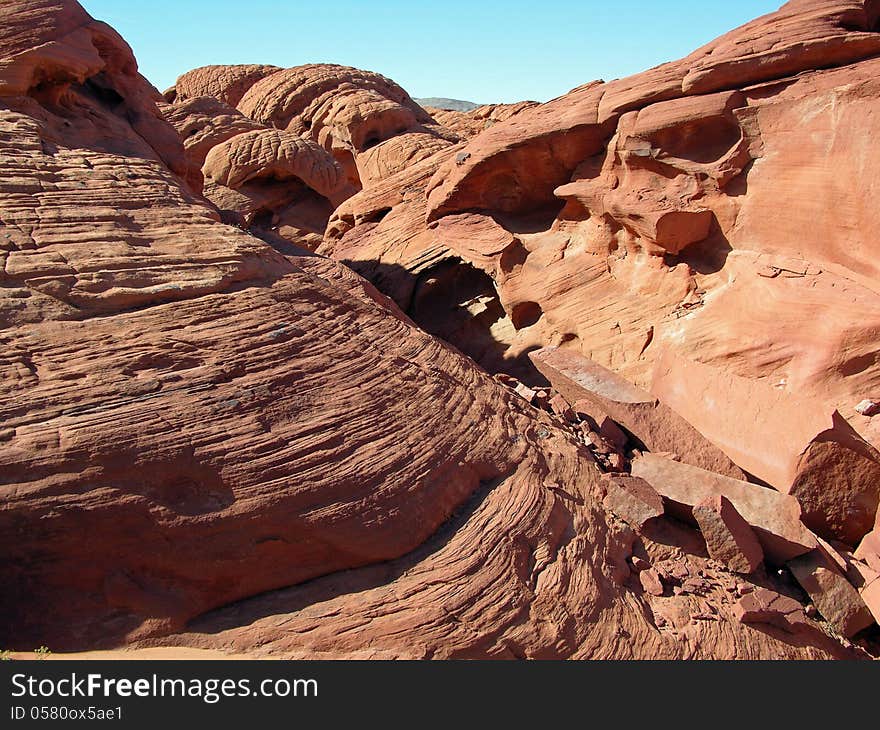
(415, 97, 481, 111)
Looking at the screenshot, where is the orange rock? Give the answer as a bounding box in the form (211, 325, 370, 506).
(693, 495, 763, 574)
(529, 347, 746, 479)
(787, 550, 874, 638)
(631, 454, 817, 564)
(602, 474, 664, 529)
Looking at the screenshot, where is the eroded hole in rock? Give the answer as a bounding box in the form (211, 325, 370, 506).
(499, 238, 529, 274)
(649, 115, 741, 164)
(101, 457, 235, 517)
(363, 207, 391, 224)
(84, 74, 126, 108)
(511, 300, 543, 330)
(408, 259, 547, 384)
(151, 475, 235, 516)
(839, 351, 878, 377)
(362, 134, 381, 150)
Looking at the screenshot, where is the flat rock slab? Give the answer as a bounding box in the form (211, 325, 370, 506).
(855, 530, 880, 573)
(733, 588, 810, 634)
(693, 494, 763, 574)
(860, 576, 880, 626)
(631, 453, 817, 564)
(652, 349, 880, 545)
(529, 347, 746, 479)
(602, 474, 664, 529)
(787, 550, 874, 638)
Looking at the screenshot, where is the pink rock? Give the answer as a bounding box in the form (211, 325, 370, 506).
(639, 568, 665, 597)
(854, 531, 880, 573)
(602, 474, 664, 529)
(787, 550, 874, 638)
(733, 588, 810, 633)
(693, 495, 764, 574)
(632, 454, 817, 564)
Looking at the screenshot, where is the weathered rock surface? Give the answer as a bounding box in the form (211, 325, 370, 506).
(424, 102, 537, 140)
(530, 346, 747, 479)
(1, 0, 875, 661)
(602, 474, 664, 529)
(733, 588, 812, 634)
(321, 0, 880, 553)
(168, 64, 282, 108)
(159, 62, 465, 253)
(631, 454, 817, 564)
(788, 550, 874, 638)
(652, 348, 880, 545)
(693, 495, 764, 574)
(855, 530, 880, 572)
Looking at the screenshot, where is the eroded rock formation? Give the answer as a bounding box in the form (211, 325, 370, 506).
(1, 0, 879, 660)
(324, 0, 880, 552)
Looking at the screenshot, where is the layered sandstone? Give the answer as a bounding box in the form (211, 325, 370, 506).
(322, 0, 880, 552)
(1, 0, 878, 660)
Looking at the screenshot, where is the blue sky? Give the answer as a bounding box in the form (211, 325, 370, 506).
(81, 0, 782, 103)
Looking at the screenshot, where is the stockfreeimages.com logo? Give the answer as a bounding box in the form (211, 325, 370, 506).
(11, 673, 318, 705)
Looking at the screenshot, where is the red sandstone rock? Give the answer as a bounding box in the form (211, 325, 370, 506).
(171, 64, 282, 107)
(602, 474, 664, 529)
(860, 575, 880, 625)
(317, 0, 880, 559)
(549, 394, 575, 421)
(787, 550, 874, 638)
(631, 454, 817, 564)
(652, 349, 880, 546)
(733, 588, 811, 634)
(855, 531, 880, 573)
(0, 0, 872, 662)
(159, 95, 263, 175)
(693, 495, 763, 574)
(599, 417, 629, 452)
(529, 347, 746, 478)
(423, 102, 537, 140)
(639, 568, 665, 597)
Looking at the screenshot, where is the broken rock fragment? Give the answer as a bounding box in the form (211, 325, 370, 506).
(855, 399, 880, 417)
(602, 474, 664, 529)
(859, 574, 880, 626)
(855, 530, 880, 573)
(733, 588, 810, 634)
(693, 494, 763, 574)
(652, 350, 880, 545)
(639, 568, 665, 597)
(529, 347, 746, 479)
(787, 550, 874, 639)
(631, 453, 817, 564)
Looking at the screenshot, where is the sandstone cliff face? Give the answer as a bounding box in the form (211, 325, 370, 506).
(0, 0, 877, 660)
(323, 0, 880, 549)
